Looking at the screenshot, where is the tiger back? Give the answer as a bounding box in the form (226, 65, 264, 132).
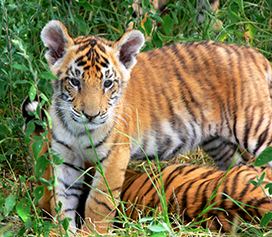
(40, 20, 272, 233)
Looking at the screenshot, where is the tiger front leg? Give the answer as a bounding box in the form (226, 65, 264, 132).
(82, 146, 130, 234)
(50, 161, 84, 234)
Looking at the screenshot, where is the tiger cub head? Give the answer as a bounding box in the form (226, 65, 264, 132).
(41, 20, 144, 130)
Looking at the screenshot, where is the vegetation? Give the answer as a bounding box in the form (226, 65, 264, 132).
(0, 0, 272, 236)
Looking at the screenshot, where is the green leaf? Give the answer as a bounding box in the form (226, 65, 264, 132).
(255, 147, 272, 166)
(227, 2, 240, 23)
(0, 155, 5, 162)
(16, 199, 30, 222)
(40, 177, 52, 190)
(12, 64, 29, 72)
(29, 85, 36, 102)
(44, 110, 52, 129)
(152, 15, 163, 23)
(260, 211, 272, 227)
(248, 180, 258, 187)
(139, 216, 154, 223)
(32, 138, 44, 160)
(258, 172, 266, 182)
(151, 233, 167, 237)
(40, 71, 58, 80)
(40, 93, 49, 102)
(62, 218, 70, 231)
(35, 155, 49, 179)
(265, 183, 272, 195)
(141, 0, 150, 10)
(0, 124, 9, 135)
(245, 23, 256, 39)
(152, 32, 163, 48)
(53, 154, 65, 166)
(163, 14, 173, 35)
(33, 186, 44, 204)
(75, 14, 86, 34)
(4, 194, 16, 216)
(143, 17, 153, 36)
(25, 217, 33, 230)
(25, 120, 35, 144)
(171, 11, 178, 24)
(13, 80, 28, 85)
(78, 0, 93, 10)
(148, 224, 168, 232)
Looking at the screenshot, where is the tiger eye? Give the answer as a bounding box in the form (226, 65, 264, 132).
(104, 80, 113, 88)
(70, 78, 80, 87)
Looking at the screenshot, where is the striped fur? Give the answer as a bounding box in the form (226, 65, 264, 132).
(120, 165, 272, 232)
(39, 20, 272, 233)
(22, 97, 272, 232)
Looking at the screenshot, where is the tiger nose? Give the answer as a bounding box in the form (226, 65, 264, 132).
(82, 111, 100, 120)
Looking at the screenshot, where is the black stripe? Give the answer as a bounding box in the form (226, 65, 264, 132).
(93, 196, 113, 212)
(213, 146, 234, 162)
(254, 126, 269, 155)
(120, 174, 143, 200)
(57, 177, 82, 191)
(202, 138, 226, 153)
(51, 130, 71, 150)
(55, 99, 77, 137)
(76, 43, 89, 53)
(86, 128, 113, 150)
(243, 106, 253, 150)
(64, 208, 76, 213)
(230, 169, 244, 195)
(163, 166, 186, 193)
(193, 180, 210, 216)
(254, 109, 265, 136)
(54, 192, 81, 199)
(63, 162, 84, 171)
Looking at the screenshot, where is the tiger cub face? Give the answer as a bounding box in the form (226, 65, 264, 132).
(41, 20, 144, 132)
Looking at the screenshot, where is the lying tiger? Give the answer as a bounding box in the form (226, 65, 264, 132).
(39, 20, 272, 233)
(23, 98, 272, 234)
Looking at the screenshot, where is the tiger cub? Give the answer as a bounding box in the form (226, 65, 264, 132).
(40, 20, 272, 233)
(22, 98, 272, 233)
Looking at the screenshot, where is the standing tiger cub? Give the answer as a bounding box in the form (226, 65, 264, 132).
(40, 20, 272, 233)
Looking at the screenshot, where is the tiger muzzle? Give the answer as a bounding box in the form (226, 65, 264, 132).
(82, 111, 100, 121)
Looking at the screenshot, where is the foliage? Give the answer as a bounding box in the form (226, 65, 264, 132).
(0, 0, 272, 236)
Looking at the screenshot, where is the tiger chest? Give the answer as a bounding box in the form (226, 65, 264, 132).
(51, 130, 109, 164)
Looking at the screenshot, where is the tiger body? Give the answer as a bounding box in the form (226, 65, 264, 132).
(41, 20, 272, 233)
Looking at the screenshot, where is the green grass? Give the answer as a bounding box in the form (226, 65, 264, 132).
(0, 0, 272, 236)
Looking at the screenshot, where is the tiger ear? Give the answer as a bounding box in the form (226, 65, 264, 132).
(41, 20, 73, 68)
(115, 30, 145, 71)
